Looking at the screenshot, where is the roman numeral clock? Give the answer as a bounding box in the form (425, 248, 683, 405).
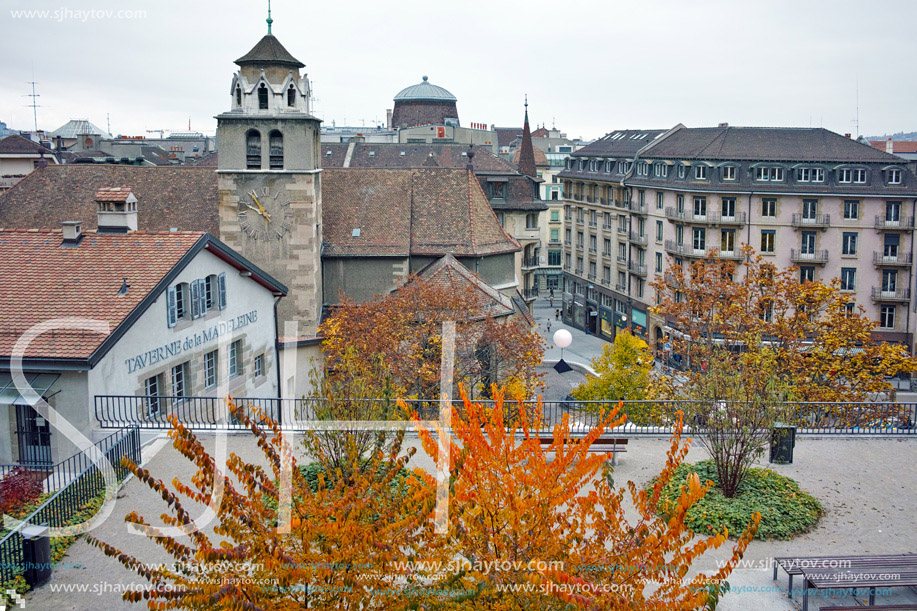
(237, 184, 294, 241)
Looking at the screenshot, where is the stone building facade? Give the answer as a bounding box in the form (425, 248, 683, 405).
(559, 124, 917, 352)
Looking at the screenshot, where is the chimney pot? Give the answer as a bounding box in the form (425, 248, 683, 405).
(845, 133, 851, 138)
(61, 221, 83, 244)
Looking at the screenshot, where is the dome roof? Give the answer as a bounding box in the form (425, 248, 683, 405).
(393, 76, 457, 102)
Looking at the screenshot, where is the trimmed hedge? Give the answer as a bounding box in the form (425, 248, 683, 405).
(654, 460, 823, 540)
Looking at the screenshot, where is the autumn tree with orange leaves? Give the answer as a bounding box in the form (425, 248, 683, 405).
(318, 273, 545, 400)
(651, 246, 916, 403)
(90, 392, 760, 610)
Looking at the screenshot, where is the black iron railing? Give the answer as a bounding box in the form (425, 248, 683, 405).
(94, 396, 917, 436)
(0, 426, 140, 587)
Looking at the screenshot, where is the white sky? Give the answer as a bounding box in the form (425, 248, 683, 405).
(1, 0, 914, 141)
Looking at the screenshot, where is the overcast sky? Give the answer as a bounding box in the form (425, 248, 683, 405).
(1, 0, 914, 141)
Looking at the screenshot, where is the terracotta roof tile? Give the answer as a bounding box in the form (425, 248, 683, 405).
(94, 187, 134, 202)
(0, 165, 219, 234)
(413, 254, 514, 318)
(321, 168, 519, 258)
(0, 134, 56, 156)
(0, 229, 204, 360)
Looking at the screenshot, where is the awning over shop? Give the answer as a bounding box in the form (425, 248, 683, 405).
(0, 372, 60, 405)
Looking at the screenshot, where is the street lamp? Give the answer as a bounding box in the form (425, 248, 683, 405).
(552, 329, 573, 373)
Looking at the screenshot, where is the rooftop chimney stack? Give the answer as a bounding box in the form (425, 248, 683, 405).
(61, 221, 83, 245)
(386, 109, 393, 129)
(95, 187, 138, 233)
(887, 138, 894, 154)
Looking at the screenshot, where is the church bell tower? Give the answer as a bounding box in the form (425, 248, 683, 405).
(216, 8, 322, 336)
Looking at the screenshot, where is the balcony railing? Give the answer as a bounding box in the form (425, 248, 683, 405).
(664, 240, 705, 258)
(615, 282, 627, 292)
(616, 254, 627, 264)
(717, 250, 744, 260)
(875, 216, 916, 230)
(602, 277, 612, 286)
(871, 287, 912, 302)
(588, 247, 598, 254)
(602, 223, 613, 230)
(576, 242, 584, 250)
(603, 250, 613, 258)
(632, 200, 647, 214)
(628, 261, 648, 276)
(587, 273, 597, 281)
(575, 267, 584, 275)
(614, 199, 631, 210)
(790, 249, 829, 264)
(576, 217, 585, 225)
(792, 213, 831, 229)
(522, 257, 540, 269)
(628, 231, 648, 246)
(873, 252, 913, 266)
(617, 226, 628, 235)
(564, 239, 572, 246)
(588, 221, 597, 227)
(563, 264, 572, 271)
(664, 208, 747, 225)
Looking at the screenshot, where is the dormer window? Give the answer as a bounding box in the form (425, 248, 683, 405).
(722, 166, 736, 181)
(838, 168, 852, 183)
(605, 160, 612, 172)
(889, 169, 902, 185)
(287, 86, 296, 107)
(854, 168, 867, 183)
(796, 167, 824, 183)
(637, 161, 648, 176)
(258, 83, 269, 110)
(235, 86, 242, 107)
(755, 166, 784, 182)
(677, 164, 686, 179)
(694, 165, 707, 180)
(654, 163, 668, 178)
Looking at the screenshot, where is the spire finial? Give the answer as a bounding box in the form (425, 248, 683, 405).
(266, 0, 273, 34)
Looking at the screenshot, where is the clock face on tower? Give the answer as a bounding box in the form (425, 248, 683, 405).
(236, 182, 294, 241)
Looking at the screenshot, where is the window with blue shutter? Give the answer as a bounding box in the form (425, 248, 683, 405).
(190, 280, 200, 319)
(218, 272, 227, 310)
(166, 286, 177, 328)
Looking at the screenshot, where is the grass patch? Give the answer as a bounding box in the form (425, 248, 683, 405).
(653, 460, 823, 540)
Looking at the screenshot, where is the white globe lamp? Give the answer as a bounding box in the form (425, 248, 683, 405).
(553, 329, 572, 349)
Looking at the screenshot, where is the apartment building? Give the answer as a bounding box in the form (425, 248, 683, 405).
(558, 124, 917, 352)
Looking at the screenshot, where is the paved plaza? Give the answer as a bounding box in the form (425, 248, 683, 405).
(22, 426, 917, 610)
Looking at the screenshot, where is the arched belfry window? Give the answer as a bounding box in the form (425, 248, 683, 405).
(258, 83, 269, 110)
(246, 130, 261, 169)
(269, 131, 284, 169)
(287, 85, 296, 107)
(235, 86, 241, 107)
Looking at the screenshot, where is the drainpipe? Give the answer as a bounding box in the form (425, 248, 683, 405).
(746, 191, 754, 250)
(273, 295, 283, 422)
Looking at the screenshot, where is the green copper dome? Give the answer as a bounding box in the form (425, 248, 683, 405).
(393, 76, 457, 102)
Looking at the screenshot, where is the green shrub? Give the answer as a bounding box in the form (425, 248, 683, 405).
(653, 460, 822, 540)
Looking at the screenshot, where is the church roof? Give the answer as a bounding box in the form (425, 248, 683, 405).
(393, 76, 457, 102)
(412, 254, 514, 319)
(235, 34, 305, 69)
(517, 104, 537, 178)
(321, 168, 520, 258)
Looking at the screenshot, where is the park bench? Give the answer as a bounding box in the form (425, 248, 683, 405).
(787, 555, 917, 611)
(538, 436, 628, 465)
(775, 554, 917, 598)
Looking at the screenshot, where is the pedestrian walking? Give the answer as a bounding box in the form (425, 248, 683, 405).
(555, 309, 560, 320)
(547, 321, 552, 333)
(549, 297, 553, 308)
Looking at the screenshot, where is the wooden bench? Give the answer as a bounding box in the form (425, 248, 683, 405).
(538, 437, 628, 465)
(775, 554, 917, 599)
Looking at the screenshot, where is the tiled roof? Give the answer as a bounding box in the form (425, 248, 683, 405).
(0, 229, 204, 360)
(0, 134, 55, 156)
(413, 254, 514, 318)
(188, 151, 219, 167)
(321, 168, 520, 258)
(321, 143, 518, 174)
(573, 129, 669, 158)
(513, 146, 548, 167)
(869, 140, 917, 154)
(0, 165, 219, 234)
(94, 187, 133, 202)
(645, 126, 902, 162)
(235, 34, 305, 68)
(517, 111, 537, 178)
(494, 127, 522, 148)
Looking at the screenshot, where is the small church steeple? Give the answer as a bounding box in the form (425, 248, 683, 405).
(517, 95, 537, 179)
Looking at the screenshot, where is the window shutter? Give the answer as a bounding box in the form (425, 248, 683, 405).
(218, 272, 226, 310)
(167, 286, 177, 328)
(191, 280, 200, 319)
(198, 279, 207, 316)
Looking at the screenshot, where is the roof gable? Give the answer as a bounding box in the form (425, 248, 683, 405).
(413, 254, 513, 318)
(235, 34, 305, 68)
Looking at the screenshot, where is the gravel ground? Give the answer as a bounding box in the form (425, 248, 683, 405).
(22, 429, 917, 611)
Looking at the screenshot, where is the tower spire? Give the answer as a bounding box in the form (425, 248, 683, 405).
(266, 0, 273, 34)
(517, 96, 536, 179)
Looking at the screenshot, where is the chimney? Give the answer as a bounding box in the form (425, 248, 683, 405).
(61, 221, 83, 245)
(718, 122, 729, 128)
(386, 109, 393, 128)
(95, 187, 138, 232)
(887, 138, 894, 154)
(845, 133, 851, 139)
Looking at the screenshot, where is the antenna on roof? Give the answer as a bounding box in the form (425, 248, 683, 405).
(24, 68, 41, 132)
(266, 0, 273, 33)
